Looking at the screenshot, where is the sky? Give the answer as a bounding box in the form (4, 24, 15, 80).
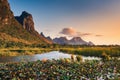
(8, 0, 120, 45)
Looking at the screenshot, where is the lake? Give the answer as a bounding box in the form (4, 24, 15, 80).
(0, 51, 101, 63)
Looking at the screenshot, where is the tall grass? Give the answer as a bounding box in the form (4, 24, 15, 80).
(0, 46, 120, 57)
(60, 47, 120, 57)
(0, 48, 54, 56)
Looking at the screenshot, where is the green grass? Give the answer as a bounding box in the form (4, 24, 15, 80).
(0, 48, 54, 56)
(60, 47, 120, 57)
(0, 46, 120, 57)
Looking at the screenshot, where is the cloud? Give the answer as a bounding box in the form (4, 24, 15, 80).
(60, 28, 76, 36)
(77, 32, 92, 36)
(60, 27, 92, 37)
(95, 35, 103, 37)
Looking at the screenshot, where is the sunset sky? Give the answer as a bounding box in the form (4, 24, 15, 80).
(8, 0, 120, 45)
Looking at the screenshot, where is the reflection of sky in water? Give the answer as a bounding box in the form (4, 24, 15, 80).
(34, 51, 71, 60)
(0, 51, 101, 63)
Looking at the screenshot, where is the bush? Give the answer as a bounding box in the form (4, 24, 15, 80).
(101, 52, 111, 61)
(76, 55, 83, 62)
(71, 54, 75, 62)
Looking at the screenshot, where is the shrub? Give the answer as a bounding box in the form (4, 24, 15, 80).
(71, 54, 75, 62)
(101, 52, 111, 61)
(76, 55, 83, 62)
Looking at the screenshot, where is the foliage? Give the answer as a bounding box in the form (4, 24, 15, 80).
(0, 46, 120, 57)
(101, 52, 111, 61)
(0, 25, 42, 43)
(0, 48, 53, 56)
(60, 47, 120, 57)
(0, 59, 120, 80)
(71, 54, 75, 62)
(76, 55, 83, 62)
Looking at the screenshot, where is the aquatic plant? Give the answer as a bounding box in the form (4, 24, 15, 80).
(0, 59, 120, 80)
(60, 47, 120, 57)
(76, 55, 83, 62)
(101, 52, 111, 61)
(71, 54, 75, 62)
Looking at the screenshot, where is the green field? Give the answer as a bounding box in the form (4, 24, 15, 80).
(0, 48, 55, 56)
(60, 47, 120, 57)
(0, 46, 120, 57)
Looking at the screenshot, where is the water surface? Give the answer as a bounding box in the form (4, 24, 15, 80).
(0, 51, 100, 63)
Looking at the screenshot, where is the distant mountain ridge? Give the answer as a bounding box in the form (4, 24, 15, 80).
(53, 37, 94, 45)
(53, 37, 68, 45)
(40, 32, 53, 43)
(69, 37, 88, 45)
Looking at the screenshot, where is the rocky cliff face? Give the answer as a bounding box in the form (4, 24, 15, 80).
(15, 12, 53, 44)
(15, 11, 35, 33)
(0, 0, 52, 44)
(0, 0, 17, 25)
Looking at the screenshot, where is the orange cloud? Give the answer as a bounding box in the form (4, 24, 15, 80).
(95, 35, 103, 37)
(60, 28, 77, 36)
(60, 27, 92, 37)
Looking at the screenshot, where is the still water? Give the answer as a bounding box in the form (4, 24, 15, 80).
(0, 51, 101, 63)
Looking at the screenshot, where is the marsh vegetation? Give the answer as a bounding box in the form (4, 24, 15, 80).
(0, 58, 120, 80)
(0, 46, 120, 79)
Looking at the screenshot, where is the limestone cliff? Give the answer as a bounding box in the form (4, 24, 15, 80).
(15, 11, 53, 44)
(0, 0, 52, 45)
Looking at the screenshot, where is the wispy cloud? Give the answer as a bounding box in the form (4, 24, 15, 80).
(95, 35, 103, 37)
(77, 32, 92, 36)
